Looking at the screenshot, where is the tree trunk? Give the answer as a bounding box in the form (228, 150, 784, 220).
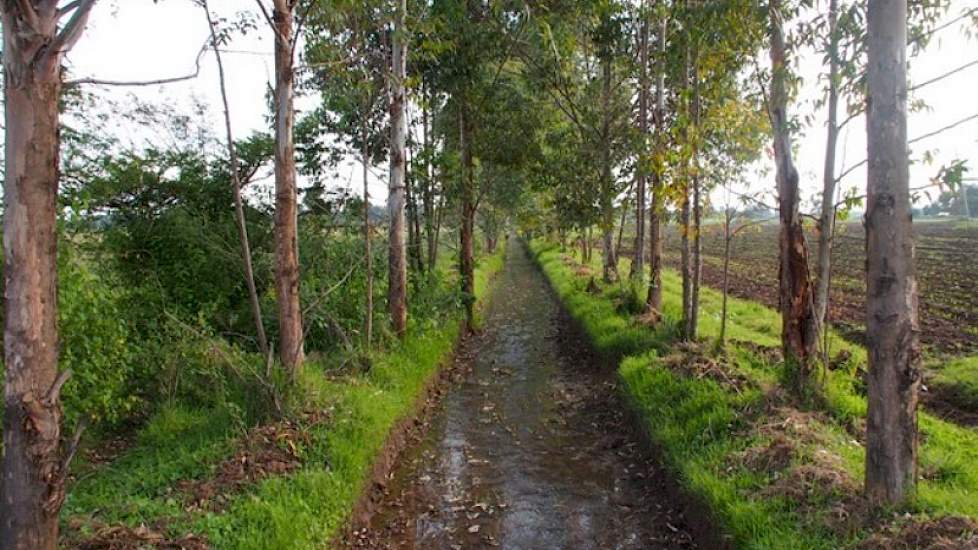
(406, 133, 424, 275)
(769, 0, 818, 393)
(387, 0, 408, 337)
(680, 38, 693, 340)
(600, 53, 618, 284)
(1, 3, 96, 548)
(205, 2, 269, 358)
(602, 225, 617, 283)
(616, 196, 629, 255)
(720, 212, 732, 345)
(864, 0, 921, 507)
(815, 0, 840, 329)
(631, 2, 649, 279)
(689, 45, 702, 341)
(459, 107, 476, 329)
(362, 124, 374, 347)
(272, 0, 303, 376)
(646, 9, 666, 315)
(422, 81, 437, 272)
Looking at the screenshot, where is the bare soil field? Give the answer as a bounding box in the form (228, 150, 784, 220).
(663, 219, 978, 356)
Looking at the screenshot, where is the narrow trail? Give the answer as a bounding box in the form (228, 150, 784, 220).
(344, 243, 698, 549)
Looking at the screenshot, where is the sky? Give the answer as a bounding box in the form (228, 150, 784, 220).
(63, 0, 978, 210)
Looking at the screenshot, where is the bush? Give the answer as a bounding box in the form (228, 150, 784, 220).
(58, 247, 140, 427)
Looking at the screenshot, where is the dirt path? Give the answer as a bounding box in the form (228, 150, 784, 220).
(342, 243, 698, 549)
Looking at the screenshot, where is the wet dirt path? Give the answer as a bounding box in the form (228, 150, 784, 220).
(344, 243, 698, 549)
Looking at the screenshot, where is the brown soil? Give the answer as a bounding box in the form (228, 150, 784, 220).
(664, 220, 978, 355)
(660, 342, 753, 393)
(68, 408, 331, 548)
(860, 516, 978, 549)
(920, 387, 978, 427)
(176, 409, 329, 512)
(67, 520, 207, 550)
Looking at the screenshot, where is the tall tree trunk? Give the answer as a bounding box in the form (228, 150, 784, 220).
(600, 53, 618, 283)
(815, 0, 840, 329)
(631, 2, 649, 279)
(422, 81, 437, 271)
(387, 0, 408, 337)
(1, 3, 96, 548)
(205, 2, 268, 357)
(769, 0, 818, 392)
(432, 190, 445, 268)
(459, 107, 476, 329)
(720, 211, 732, 345)
(680, 34, 693, 340)
(864, 0, 921, 507)
(406, 148, 424, 274)
(689, 44, 702, 341)
(646, 9, 666, 316)
(362, 124, 374, 347)
(272, 0, 303, 376)
(616, 195, 629, 254)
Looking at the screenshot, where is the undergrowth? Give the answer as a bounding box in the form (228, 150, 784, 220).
(63, 244, 506, 549)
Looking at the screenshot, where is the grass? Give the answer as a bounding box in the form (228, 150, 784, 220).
(529, 239, 978, 549)
(63, 244, 507, 549)
(929, 355, 978, 412)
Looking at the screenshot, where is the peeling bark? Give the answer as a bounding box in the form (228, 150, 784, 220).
(646, 9, 666, 317)
(1, 2, 96, 548)
(769, 0, 818, 390)
(272, 0, 304, 376)
(459, 107, 476, 329)
(864, 0, 920, 507)
(631, 2, 649, 279)
(388, 0, 408, 337)
(815, 0, 840, 330)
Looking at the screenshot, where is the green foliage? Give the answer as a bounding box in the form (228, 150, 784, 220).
(57, 246, 139, 428)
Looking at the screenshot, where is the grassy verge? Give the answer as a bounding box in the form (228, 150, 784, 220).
(63, 245, 506, 549)
(529, 240, 978, 549)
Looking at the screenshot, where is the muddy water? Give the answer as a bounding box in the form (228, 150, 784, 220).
(345, 243, 698, 549)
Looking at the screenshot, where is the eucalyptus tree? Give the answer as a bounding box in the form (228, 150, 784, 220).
(864, 0, 920, 508)
(522, 0, 636, 283)
(254, 0, 305, 374)
(304, 0, 389, 345)
(1, 2, 98, 547)
(630, 0, 650, 280)
(646, 0, 668, 316)
(425, 0, 523, 327)
(668, 0, 764, 339)
(768, 0, 819, 394)
(388, 0, 409, 336)
(201, 0, 270, 361)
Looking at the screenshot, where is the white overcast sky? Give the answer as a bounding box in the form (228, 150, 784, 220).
(62, 0, 978, 209)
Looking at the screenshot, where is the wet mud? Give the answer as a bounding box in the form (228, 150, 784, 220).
(342, 244, 698, 549)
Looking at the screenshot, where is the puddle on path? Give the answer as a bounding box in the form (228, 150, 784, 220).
(343, 243, 698, 549)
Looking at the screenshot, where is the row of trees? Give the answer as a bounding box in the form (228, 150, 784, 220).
(513, 0, 949, 511)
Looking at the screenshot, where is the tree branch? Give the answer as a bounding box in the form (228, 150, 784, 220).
(836, 113, 978, 183)
(65, 41, 208, 87)
(49, 0, 97, 55)
(15, 0, 41, 33)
